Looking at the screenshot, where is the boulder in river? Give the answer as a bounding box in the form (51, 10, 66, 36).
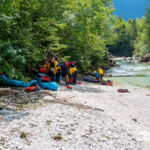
(142, 54, 150, 62)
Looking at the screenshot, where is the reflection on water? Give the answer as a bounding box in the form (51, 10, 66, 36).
(107, 60, 150, 88)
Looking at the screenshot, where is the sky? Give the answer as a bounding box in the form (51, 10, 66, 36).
(113, 0, 149, 20)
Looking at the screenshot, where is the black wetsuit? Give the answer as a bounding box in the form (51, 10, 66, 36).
(56, 61, 61, 83)
(61, 62, 69, 77)
(49, 61, 55, 81)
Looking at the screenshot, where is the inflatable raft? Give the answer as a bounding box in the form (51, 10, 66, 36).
(83, 76, 113, 86)
(0, 74, 37, 87)
(34, 73, 58, 91)
(83, 77, 98, 83)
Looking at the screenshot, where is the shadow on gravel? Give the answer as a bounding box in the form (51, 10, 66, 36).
(0, 111, 30, 123)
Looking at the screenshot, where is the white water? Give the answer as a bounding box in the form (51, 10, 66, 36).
(107, 60, 150, 88)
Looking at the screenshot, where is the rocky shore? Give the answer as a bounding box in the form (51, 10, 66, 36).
(0, 82, 150, 150)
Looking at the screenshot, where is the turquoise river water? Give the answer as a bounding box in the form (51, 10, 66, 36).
(107, 60, 150, 88)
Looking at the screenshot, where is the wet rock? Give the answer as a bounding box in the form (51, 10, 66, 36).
(53, 133, 62, 140)
(46, 120, 52, 125)
(20, 132, 27, 139)
(132, 138, 137, 141)
(132, 118, 137, 122)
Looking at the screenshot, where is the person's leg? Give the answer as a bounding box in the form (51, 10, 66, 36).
(56, 70, 60, 83)
(73, 71, 78, 84)
(56, 71, 58, 83)
(49, 71, 52, 80)
(101, 74, 104, 80)
(100, 74, 103, 80)
(97, 75, 100, 83)
(65, 74, 69, 85)
(58, 69, 61, 83)
(51, 71, 54, 81)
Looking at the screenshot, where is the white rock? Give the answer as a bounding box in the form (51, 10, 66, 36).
(43, 96, 54, 100)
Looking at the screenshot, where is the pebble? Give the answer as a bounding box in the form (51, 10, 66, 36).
(20, 132, 27, 139)
(43, 96, 54, 100)
(53, 134, 62, 140)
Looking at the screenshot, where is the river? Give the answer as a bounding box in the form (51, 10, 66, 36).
(107, 59, 150, 88)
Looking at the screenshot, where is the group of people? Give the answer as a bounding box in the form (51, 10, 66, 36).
(43, 57, 78, 85)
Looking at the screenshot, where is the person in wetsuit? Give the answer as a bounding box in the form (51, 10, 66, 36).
(61, 60, 70, 85)
(69, 61, 78, 84)
(44, 60, 50, 70)
(49, 57, 55, 81)
(55, 57, 61, 83)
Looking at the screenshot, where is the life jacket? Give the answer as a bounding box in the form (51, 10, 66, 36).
(55, 61, 61, 71)
(99, 69, 104, 75)
(44, 63, 50, 70)
(94, 71, 99, 78)
(106, 80, 113, 86)
(65, 62, 71, 67)
(40, 68, 49, 74)
(70, 68, 77, 75)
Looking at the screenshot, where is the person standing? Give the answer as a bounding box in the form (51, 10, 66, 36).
(49, 57, 55, 81)
(69, 61, 78, 84)
(55, 57, 61, 83)
(44, 60, 50, 70)
(61, 60, 70, 85)
(93, 71, 99, 81)
(98, 67, 104, 81)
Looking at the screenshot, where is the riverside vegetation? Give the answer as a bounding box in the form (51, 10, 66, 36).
(0, 0, 150, 80)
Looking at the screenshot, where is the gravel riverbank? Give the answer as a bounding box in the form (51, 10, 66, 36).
(0, 82, 150, 150)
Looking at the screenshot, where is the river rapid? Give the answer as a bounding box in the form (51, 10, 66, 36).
(107, 59, 150, 88)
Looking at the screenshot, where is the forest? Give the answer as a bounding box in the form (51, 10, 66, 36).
(0, 0, 150, 80)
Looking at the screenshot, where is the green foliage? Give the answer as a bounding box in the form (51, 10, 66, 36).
(1, 0, 149, 79)
(133, 3, 150, 57)
(0, 0, 115, 79)
(107, 17, 139, 56)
